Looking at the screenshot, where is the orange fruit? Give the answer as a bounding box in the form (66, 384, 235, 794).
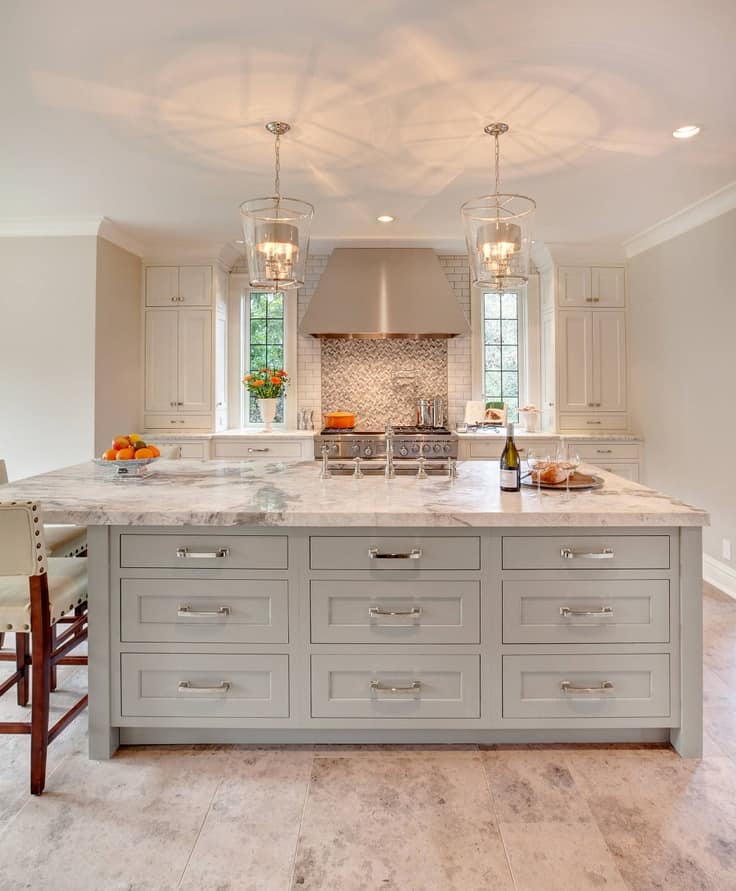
(112, 436, 130, 450)
(134, 447, 154, 459)
(102, 448, 118, 461)
(148, 445, 161, 458)
(116, 447, 136, 460)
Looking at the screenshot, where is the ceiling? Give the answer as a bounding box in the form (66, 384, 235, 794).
(1, 0, 735, 254)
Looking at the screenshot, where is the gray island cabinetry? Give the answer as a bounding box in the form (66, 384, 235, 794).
(0, 460, 707, 758)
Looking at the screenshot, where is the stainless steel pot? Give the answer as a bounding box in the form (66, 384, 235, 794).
(416, 398, 434, 427)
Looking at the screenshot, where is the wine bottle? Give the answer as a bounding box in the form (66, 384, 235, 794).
(499, 422, 521, 492)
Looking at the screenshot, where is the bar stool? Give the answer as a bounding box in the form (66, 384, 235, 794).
(0, 501, 88, 795)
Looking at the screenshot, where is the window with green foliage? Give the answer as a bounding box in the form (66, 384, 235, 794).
(246, 291, 285, 424)
(483, 291, 520, 422)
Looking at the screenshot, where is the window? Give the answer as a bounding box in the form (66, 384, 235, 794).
(482, 290, 521, 422)
(244, 291, 285, 424)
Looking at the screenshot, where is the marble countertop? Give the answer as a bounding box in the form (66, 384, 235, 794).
(456, 430, 643, 442)
(0, 460, 707, 528)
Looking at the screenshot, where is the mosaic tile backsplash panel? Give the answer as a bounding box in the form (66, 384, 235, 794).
(321, 339, 448, 429)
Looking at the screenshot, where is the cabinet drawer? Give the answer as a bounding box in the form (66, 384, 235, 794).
(310, 580, 480, 644)
(502, 535, 670, 570)
(179, 442, 208, 459)
(597, 463, 639, 482)
(121, 653, 289, 718)
(120, 579, 289, 644)
(573, 443, 640, 462)
(559, 413, 628, 431)
(503, 654, 670, 719)
(468, 439, 556, 459)
(212, 440, 304, 459)
(120, 534, 288, 570)
(502, 579, 669, 644)
(144, 414, 212, 430)
(310, 536, 480, 571)
(311, 654, 479, 719)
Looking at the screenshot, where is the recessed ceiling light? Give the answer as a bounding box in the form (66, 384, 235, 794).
(672, 125, 701, 139)
(376, 215, 395, 223)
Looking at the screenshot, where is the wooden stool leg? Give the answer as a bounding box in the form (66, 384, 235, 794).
(29, 575, 51, 796)
(16, 632, 30, 706)
(50, 625, 58, 692)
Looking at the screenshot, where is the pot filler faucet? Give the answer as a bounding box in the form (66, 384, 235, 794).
(384, 422, 396, 480)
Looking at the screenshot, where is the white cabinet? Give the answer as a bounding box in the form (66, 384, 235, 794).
(215, 313, 227, 431)
(558, 310, 626, 415)
(558, 266, 625, 308)
(145, 265, 212, 307)
(144, 310, 212, 415)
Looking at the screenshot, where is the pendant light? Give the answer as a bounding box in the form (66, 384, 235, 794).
(240, 122, 314, 290)
(461, 123, 535, 289)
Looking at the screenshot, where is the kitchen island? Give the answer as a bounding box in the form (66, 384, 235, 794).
(0, 460, 708, 758)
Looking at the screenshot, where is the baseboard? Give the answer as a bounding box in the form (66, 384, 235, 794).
(703, 553, 736, 600)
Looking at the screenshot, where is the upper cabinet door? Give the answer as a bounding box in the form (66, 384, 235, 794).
(593, 310, 627, 411)
(177, 310, 212, 413)
(144, 310, 179, 412)
(215, 314, 228, 430)
(558, 310, 594, 412)
(145, 267, 180, 307)
(557, 266, 592, 307)
(591, 267, 626, 307)
(178, 266, 213, 306)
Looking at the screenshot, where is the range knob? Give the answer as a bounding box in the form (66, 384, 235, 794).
(363, 446, 373, 457)
(433, 444, 442, 453)
(443, 443, 451, 453)
(352, 443, 361, 454)
(399, 446, 409, 457)
(411, 444, 420, 454)
(422, 444, 431, 454)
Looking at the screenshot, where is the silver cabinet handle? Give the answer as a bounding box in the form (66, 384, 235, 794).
(368, 547, 422, 560)
(561, 680, 614, 695)
(177, 680, 230, 694)
(177, 402, 184, 406)
(248, 447, 270, 453)
(176, 547, 230, 559)
(560, 605, 614, 618)
(596, 449, 613, 454)
(368, 606, 422, 618)
(177, 605, 231, 618)
(560, 547, 614, 560)
(587, 420, 602, 425)
(370, 680, 422, 693)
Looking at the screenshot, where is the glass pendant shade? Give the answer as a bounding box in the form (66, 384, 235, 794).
(240, 197, 313, 290)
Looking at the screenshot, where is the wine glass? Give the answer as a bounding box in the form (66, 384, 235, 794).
(526, 449, 548, 499)
(565, 447, 581, 498)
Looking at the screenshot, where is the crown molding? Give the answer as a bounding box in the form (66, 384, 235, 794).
(0, 216, 103, 237)
(624, 181, 736, 258)
(97, 217, 145, 257)
(310, 235, 466, 253)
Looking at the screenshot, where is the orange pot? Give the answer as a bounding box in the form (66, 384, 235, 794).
(323, 411, 356, 429)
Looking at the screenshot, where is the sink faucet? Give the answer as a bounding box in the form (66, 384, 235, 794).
(320, 443, 332, 480)
(384, 421, 395, 480)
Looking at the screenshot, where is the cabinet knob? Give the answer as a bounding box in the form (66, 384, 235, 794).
(177, 402, 184, 406)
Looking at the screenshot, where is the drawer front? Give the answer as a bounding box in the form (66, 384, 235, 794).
(597, 462, 639, 482)
(503, 654, 670, 718)
(144, 414, 212, 430)
(310, 536, 480, 571)
(468, 439, 556, 459)
(120, 533, 288, 570)
(502, 579, 669, 644)
(311, 654, 480, 719)
(212, 440, 304, 459)
(121, 579, 289, 644)
(559, 413, 628, 431)
(574, 443, 641, 462)
(310, 580, 480, 644)
(179, 442, 207, 459)
(502, 535, 670, 570)
(121, 653, 289, 718)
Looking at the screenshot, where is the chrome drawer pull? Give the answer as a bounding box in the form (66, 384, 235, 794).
(596, 449, 613, 454)
(368, 547, 422, 560)
(247, 447, 270, 453)
(561, 680, 614, 695)
(177, 605, 231, 618)
(176, 547, 230, 559)
(177, 680, 231, 694)
(560, 547, 614, 560)
(369, 680, 422, 694)
(368, 606, 422, 619)
(560, 605, 613, 618)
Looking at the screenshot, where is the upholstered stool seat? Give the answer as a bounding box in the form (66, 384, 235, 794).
(43, 525, 88, 558)
(0, 558, 88, 632)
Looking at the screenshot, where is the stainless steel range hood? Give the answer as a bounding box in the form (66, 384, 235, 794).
(299, 248, 470, 339)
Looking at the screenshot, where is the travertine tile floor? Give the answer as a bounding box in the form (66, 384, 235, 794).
(0, 583, 735, 890)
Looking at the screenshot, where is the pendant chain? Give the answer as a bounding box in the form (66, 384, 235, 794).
(274, 133, 281, 198)
(494, 132, 501, 195)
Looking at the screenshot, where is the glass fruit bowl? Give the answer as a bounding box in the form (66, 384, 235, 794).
(92, 457, 160, 477)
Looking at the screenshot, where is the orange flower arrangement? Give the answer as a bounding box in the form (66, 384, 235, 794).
(242, 367, 289, 398)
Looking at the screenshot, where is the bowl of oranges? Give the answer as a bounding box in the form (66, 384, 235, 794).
(93, 435, 161, 476)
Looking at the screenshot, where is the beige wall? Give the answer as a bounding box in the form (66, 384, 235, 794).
(628, 209, 736, 563)
(94, 237, 142, 455)
(0, 236, 97, 481)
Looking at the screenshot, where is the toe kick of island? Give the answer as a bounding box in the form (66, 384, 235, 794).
(86, 524, 701, 757)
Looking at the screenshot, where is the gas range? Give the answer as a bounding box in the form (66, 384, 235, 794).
(314, 426, 458, 460)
